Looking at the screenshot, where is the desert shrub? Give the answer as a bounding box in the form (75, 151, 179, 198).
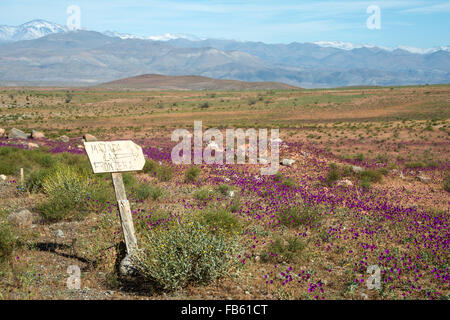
(405, 161, 426, 169)
(131, 219, 237, 291)
(261, 236, 306, 263)
(358, 169, 382, 183)
(184, 166, 200, 183)
(273, 172, 283, 182)
(444, 174, 450, 192)
(281, 178, 296, 188)
(132, 183, 163, 201)
(36, 165, 92, 222)
(217, 184, 231, 196)
(0, 152, 20, 175)
(156, 165, 173, 182)
(326, 163, 341, 185)
(200, 102, 210, 109)
(279, 204, 320, 228)
(0, 222, 16, 263)
(143, 159, 158, 174)
(229, 194, 242, 213)
(122, 172, 138, 188)
(194, 188, 214, 201)
(200, 207, 241, 236)
(25, 168, 51, 192)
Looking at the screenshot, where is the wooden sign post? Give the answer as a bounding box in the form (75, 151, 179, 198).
(83, 140, 146, 254)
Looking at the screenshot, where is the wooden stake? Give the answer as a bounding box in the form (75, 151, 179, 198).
(20, 168, 24, 187)
(111, 172, 138, 253)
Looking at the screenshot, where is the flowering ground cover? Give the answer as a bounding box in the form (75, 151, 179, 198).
(0, 85, 448, 300)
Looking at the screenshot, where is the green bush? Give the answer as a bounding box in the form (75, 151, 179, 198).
(279, 204, 320, 228)
(405, 161, 426, 169)
(444, 174, 450, 192)
(261, 236, 306, 263)
(184, 166, 200, 183)
(217, 184, 231, 196)
(131, 219, 237, 291)
(0, 222, 16, 263)
(132, 183, 163, 201)
(143, 159, 158, 174)
(326, 163, 341, 185)
(229, 195, 241, 213)
(194, 188, 214, 201)
(156, 165, 173, 182)
(358, 169, 382, 183)
(36, 165, 92, 222)
(25, 168, 51, 192)
(200, 207, 241, 236)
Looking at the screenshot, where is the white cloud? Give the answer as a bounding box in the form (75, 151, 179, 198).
(401, 2, 450, 13)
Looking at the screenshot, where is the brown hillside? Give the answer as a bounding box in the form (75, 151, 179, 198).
(97, 74, 299, 90)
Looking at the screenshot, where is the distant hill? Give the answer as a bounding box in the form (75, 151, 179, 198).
(97, 74, 298, 90)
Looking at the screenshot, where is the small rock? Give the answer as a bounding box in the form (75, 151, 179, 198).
(0, 174, 6, 181)
(301, 151, 309, 157)
(8, 128, 29, 140)
(31, 130, 45, 139)
(337, 179, 353, 187)
(400, 172, 405, 180)
(83, 134, 97, 142)
(281, 158, 295, 166)
(8, 209, 33, 227)
(55, 229, 65, 238)
(245, 291, 250, 295)
(0, 128, 5, 137)
(360, 293, 369, 300)
(77, 145, 84, 149)
(228, 190, 235, 198)
(59, 135, 70, 143)
(417, 174, 431, 183)
(28, 142, 39, 149)
(352, 166, 364, 173)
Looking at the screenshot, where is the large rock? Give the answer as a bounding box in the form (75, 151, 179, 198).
(59, 135, 70, 143)
(31, 130, 45, 139)
(8, 209, 33, 227)
(8, 128, 29, 139)
(83, 134, 97, 142)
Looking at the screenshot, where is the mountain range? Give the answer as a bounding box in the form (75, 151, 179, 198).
(0, 20, 449, 88)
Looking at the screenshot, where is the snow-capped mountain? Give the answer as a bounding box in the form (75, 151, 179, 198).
(313, 41, 450, 54)
(103, 30, 202, 41)
(0, 19, 67, 41)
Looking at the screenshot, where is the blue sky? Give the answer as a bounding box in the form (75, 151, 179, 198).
(1, 0, 449, 48)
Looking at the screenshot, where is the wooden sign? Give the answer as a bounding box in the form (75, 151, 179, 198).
(84, 140, 145, 174)
(84, 140, 145, 255)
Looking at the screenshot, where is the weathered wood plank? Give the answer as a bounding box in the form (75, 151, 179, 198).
(111, 172, 138, 253)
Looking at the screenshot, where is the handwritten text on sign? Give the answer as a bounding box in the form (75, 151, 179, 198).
(84, 141, 145, 173)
